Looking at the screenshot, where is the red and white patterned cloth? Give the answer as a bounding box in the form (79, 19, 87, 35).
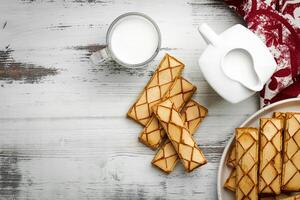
(224, 0, 300, 107)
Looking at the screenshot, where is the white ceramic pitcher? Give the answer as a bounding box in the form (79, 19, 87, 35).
(198, 23, 277, 103)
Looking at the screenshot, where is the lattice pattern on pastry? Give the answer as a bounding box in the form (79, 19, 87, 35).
(226, 143, 236, 168)
(139, 77, 196, 149)
(181, 100, 207, 133)
(224, 169, 236, 192)
(259, 118, 283, 195)
(127, 54, 184, 125)
(282, 113, 300, 192)
(274, 112, 286, 119)
(274, 112, 286, 127)
(153, 99, 207, 172)
(235, 128, 258, 200)
(152, 100, 207, 173)
(223, 112, 286, 194)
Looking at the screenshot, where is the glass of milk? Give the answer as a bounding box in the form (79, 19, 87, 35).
(91, 12, 161, 68)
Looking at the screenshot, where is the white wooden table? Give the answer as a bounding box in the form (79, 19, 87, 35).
(0, 0, 259, 199)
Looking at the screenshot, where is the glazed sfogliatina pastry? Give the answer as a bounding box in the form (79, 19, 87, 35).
(282, 113, 300, 192)
(153, 99, 207, 172)
(127, 54, 184, 125)
(139, 77, 196, 149)
(152, 100, 207, 173)
(258, 118, 283, 195)
(224, 113, 288, 194)
(235, 128, 259, 200)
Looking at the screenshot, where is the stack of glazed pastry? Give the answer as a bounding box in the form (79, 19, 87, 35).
(224, 112, 300, 200)
(127, 54, 208, 173)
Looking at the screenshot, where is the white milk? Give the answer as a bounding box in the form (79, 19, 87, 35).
(110, 15, 159, 65)
(222, 49, 259, 88)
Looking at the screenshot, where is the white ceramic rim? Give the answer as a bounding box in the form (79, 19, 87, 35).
(217, 97, 300, 200)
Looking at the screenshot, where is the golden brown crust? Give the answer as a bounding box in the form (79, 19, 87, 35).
(153, 99, 207, 172)
(273, 112, 287, 120)
(226, 143, 236, 168)
(224, 169, 236, 192)
(274, 112, 286, 128)
(280, 193, 300, 200)
(258, 118, 283, 195)
(138, 77, 196, 149)
(127, 54, 184, 126)
(151, 100, 208, 173)
(282, 113, 300, 192)
(235, 128, 259, 200)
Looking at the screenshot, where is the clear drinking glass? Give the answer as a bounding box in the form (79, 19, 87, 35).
(90, 12, 161, 68)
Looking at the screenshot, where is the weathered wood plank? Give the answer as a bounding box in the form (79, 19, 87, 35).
(0, 0, 257, 199)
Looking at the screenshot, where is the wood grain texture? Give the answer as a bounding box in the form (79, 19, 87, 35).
(0, 0, 257, 199)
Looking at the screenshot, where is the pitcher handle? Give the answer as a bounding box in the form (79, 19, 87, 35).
(198, 23, 220, 47)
